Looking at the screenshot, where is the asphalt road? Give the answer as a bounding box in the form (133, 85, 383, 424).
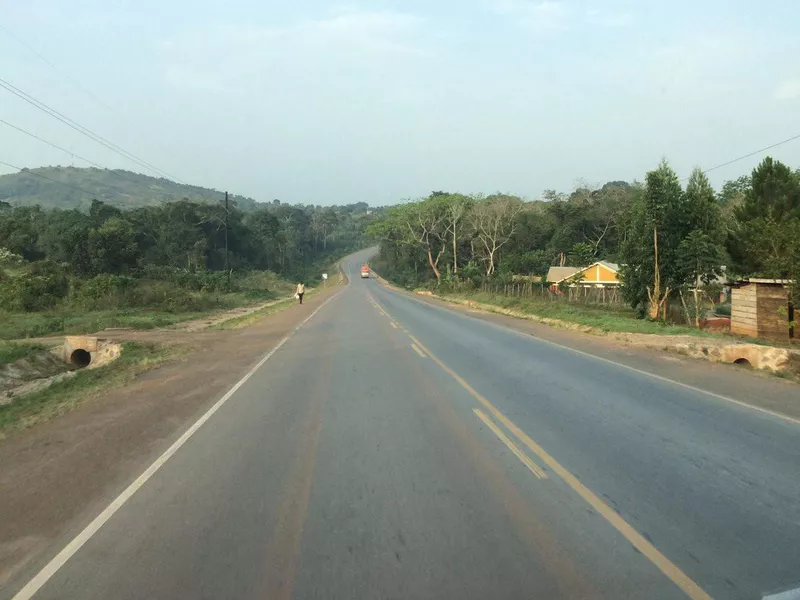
(8, 250, 800, 600)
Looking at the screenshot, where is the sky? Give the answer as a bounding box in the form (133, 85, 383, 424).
(1, 0, 800, 205)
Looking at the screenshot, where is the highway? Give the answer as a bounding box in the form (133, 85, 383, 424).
(9, 250, 800, 600)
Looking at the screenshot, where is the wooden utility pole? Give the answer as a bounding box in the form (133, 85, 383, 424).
(224, 191, 230, 284)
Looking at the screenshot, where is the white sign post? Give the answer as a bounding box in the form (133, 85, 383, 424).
(322, 273, 328, 288)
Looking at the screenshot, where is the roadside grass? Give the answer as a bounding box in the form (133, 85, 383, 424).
(211, 297, 297, 330)
(440, 291, 728, 338)
(0, 269, 300, 341)
(0, 287, 291, 340)
(0, 341, 181, 437)
(0, 341, 46, 366)
(0, 309, 208, 340)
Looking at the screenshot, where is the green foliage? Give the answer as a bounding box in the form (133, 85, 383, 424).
(569, 242, 595, 267)
(676, 230, 725, 286)
(714, 303, 731, 317)
(0, 341, 45, 366)
(619, 161, 687, 311)
(0, 260, 69, 311)
(731, 157, 800, 279)
(0, 194, 373, 317)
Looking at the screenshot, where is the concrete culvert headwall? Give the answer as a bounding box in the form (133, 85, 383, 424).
(63, 336, 121, 370)
(70, 349, 92, 368)
(64, 336, 98, 369)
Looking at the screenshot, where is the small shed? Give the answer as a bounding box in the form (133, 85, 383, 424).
(730, 279, 794, 342)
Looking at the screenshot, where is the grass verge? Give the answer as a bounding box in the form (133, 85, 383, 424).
(438, 291, 728, 338)
(212, 297, 297, 330)
(0, 309, 211, 340)
(0, 341, 46, 366)
(0, 341, 181, 438)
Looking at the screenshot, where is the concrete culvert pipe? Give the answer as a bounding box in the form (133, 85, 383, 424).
(70, 349, 92, 368)
(733, 358, 751, 366)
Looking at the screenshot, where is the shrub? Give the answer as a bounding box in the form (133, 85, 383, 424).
(0, 261, 69, 311)
(714, 303, 731, 317)
(71, 274, 137, 310)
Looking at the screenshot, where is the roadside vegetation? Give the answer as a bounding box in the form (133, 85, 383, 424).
(369, 157, 799, 337)
(0, 341, 46, 366)
(0, 341, 176, 436)
(0, 195, 373, 340)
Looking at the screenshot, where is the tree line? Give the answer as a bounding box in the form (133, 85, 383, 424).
(369, 157, 800, 320)
(0, 197, 373, 311)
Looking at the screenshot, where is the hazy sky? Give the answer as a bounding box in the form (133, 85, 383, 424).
(2, 0, 799, 205)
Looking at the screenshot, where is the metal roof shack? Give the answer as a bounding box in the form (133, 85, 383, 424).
(729, 278, 794, 342)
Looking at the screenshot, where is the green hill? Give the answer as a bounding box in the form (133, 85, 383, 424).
(0, 166, 260, 212)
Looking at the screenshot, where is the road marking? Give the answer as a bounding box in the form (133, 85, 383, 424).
(10, 291, 344, 600)
(389, 325, 713, 600)
(382, 286, 800, 427)
(391, 322, 398, 329)
(474, 409, 547, 479)
(411, 343, 426, 358)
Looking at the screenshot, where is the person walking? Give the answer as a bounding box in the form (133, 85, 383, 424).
(296, 281, 305, 305)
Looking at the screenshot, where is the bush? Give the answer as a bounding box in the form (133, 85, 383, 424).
(0, 261, 69, 311)
(714, 303, 731, 317)
(136, 265, 237, 293)
(71, 274, 137, 310)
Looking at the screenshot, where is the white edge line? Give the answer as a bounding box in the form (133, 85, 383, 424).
(374, 284, 800, 427)
(11, 290, 343, 600)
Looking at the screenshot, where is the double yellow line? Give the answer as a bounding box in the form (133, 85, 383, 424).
(369, 293, 713, 600)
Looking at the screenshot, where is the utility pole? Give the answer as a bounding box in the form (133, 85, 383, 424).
(224, 191, 230, 285)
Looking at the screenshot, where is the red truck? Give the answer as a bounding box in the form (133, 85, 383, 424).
(360, 265, 370, 279)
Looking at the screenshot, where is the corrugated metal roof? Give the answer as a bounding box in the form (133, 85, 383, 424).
(546, 266, 580, 283)
(597, 260, 620, 271)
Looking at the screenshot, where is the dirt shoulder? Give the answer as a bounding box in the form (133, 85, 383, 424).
(0, 286, 340, 590)
(378, 280, 800, 421)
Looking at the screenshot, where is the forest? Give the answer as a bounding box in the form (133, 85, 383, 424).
(369, 157, 800, 320)
(0, 195, 373, 329)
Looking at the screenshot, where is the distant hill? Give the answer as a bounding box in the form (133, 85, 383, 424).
(0, 166, 260, 212)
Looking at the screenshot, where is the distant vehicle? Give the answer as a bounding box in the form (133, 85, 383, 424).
(360, 265, 370, 279)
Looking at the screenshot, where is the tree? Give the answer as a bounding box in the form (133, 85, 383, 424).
(88, 216, 140, 274)
(676, 230, 724, 326)
(620, 160, 686, 319)
(471, 195, 524, 276)
(718, 175, 750, 206)
(440, 193, 472, 275)
(403, 198, 449, 281)
(675, 168, 726, 326)
(569, 242, 595, 267)
(730, 157, 800, 278)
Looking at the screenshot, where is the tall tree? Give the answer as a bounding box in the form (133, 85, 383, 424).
(471, 195, 524, 276)
(676, 168, 725, 326)
(732, 157, 800, 276)
(441, 193, 472, 275)
(620, 160, 686, 319)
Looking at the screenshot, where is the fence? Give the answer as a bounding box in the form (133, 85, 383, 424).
(477, 281, 625, 307)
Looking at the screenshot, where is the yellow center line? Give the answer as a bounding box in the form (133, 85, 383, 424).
(373, 299, 712, 600)
(474, 409, 547, 479)
(411, 343, 426, 358)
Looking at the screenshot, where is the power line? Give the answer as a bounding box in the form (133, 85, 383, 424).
(1, 118, 110, 171)
(0, 23, 117, 115)
(0, 76, 182, 183)
(0, 117, 167, 189)
(0, 159, 110, 200)
(702, 132, 800, 176)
